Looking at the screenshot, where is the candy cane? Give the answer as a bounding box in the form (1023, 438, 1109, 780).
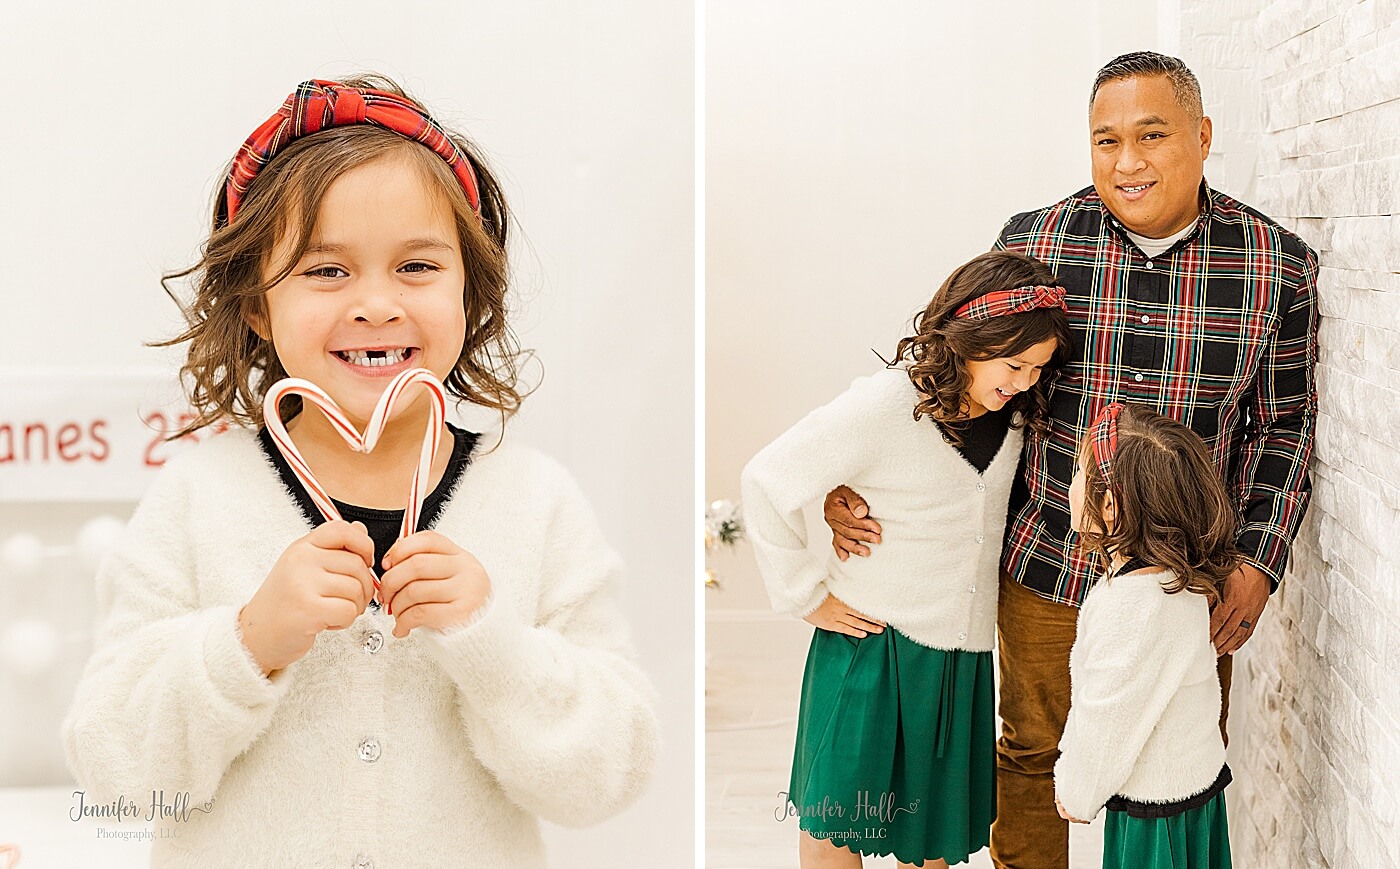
(262, 368, 447, 612)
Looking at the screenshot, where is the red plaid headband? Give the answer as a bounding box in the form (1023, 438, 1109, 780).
(222, 79, 481, 224)
(953, 284, 1067, 320)
(1089, 402, 1125, 483)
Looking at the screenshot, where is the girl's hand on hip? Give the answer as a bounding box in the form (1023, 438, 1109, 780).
(239, 520, 379, 678)
(379, 530, 492, 639)
(1054, 796, 1090, 824)
(822, 485, 882, 561)
(804, 593, 887, 638)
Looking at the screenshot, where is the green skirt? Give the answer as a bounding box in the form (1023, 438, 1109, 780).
(1103, 791, 1232, 869)
(786, 625, 996, 866)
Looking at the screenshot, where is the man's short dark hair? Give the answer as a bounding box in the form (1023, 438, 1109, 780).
(1091, 51, 1204, 120)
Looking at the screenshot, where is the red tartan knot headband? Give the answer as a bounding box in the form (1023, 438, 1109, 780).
(953, 284, 1068, 320)
(222, 79, 481, 224)
(1090, 402, 1125, 485)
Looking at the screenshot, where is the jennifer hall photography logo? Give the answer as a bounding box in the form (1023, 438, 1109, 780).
(69, 789, 216, 841)
(774, 789, 920, 841)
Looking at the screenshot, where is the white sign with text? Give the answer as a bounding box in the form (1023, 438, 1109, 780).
(0, 370, 223, 502)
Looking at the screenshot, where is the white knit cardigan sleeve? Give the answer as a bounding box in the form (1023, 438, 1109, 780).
(61, 454, 294, 806)
(740, 371, 894, 619)
(1053, 577, 1200, 821)
(416, 455, 660, 827)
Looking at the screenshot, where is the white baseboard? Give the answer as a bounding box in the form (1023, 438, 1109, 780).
(704, 608, 790, 623)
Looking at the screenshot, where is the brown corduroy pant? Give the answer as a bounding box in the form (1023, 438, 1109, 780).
(989, 571, 1233, 869)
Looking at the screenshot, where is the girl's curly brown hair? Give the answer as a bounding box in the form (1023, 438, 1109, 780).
(150, 73, 527, 441)
(892, 250, 1072, 446)
(1075, 403, 1241, 602)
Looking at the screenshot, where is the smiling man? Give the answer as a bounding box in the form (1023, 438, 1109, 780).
(823, 52, 1319, 868)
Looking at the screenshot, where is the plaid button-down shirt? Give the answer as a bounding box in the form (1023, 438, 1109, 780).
(994, 182, 1319, 606)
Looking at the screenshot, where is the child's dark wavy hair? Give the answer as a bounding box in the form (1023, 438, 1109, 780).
(1075, 403, 1241, 601)
(150, 73, 527, 441)
(892, 250, 1072, 446)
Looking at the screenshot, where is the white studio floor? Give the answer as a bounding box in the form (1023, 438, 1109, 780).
(706, 613, 1105, 869)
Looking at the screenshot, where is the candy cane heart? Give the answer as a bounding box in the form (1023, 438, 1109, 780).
(262, 368, 448, 612)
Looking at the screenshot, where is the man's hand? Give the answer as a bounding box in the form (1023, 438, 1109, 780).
(1210, 562, 1271, 656)
(804, 594, 887, 639)
(822, 485, 882, 562)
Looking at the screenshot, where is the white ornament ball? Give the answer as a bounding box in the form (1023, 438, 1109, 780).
(1, 534, 45, 576)
(0, 619, 59, 678)
(78, 515, 127, 571)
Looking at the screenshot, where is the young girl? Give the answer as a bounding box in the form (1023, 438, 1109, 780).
(741, 250, 1072, 868)
(60, 76, 658, 867)
(1056, 402, 1237, 868)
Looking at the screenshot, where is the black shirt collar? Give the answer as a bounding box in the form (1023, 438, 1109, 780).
(256, 421, 480, 532)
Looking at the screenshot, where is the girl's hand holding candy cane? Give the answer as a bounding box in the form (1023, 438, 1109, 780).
(378, 530, 493, 638)
(247, 367, 455, 658)
(237, 520, 379, 678)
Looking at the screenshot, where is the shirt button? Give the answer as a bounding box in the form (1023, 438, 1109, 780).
(358, 738, 381, 763)
(1145, 260, 1154, 269)
(969, 586, 977, 594)
(353, 856, 374, 869)
(1140, 314, 1150, 324)
(977, 482, 986, 491)
(363, 630, 383, 654)
(1134, 373, 1144, 382)
(976, 534, 985, 543)
(958, 632, 968, 641)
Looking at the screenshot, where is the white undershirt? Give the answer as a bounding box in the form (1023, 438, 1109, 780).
(1123, 219, 1198, 258)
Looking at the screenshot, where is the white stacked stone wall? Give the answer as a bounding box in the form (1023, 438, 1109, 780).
(1179, 1, 1400, 865)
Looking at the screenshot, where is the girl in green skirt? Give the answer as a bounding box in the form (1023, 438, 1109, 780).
(1056, 402, 1238, 868)
(741, 251, 1072, 867)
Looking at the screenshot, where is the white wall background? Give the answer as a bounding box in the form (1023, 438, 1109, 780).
(0, 2, 694, 866)
(705, 0, 1163, 611)
(1178, 1, 1400, 866)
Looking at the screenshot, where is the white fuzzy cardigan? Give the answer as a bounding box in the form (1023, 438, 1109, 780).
(1054, 568, 1226, 821)
(61, 428, 660, 868)
(740, 367, 1022, 651)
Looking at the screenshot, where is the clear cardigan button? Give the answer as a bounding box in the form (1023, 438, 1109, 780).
(363, 630, 383, 654)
